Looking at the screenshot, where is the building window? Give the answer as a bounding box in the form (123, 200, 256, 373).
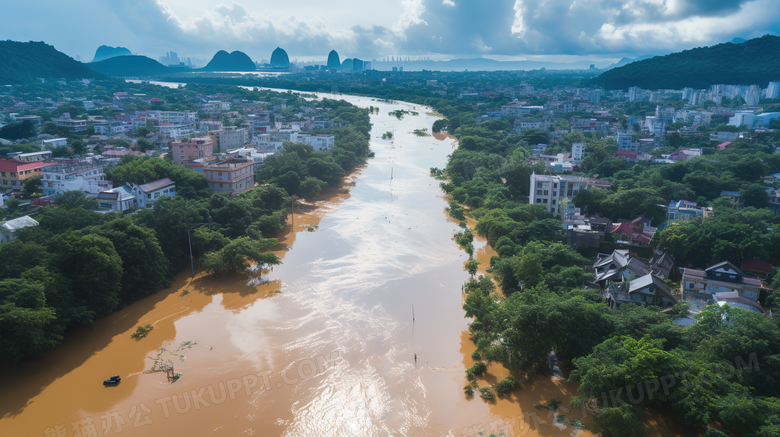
(536, 182, 543, 188)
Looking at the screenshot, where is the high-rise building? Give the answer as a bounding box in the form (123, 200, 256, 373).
(767, 81, 780, 99)
(571, 142, 585, 164)
(689, 91, 702, 106)
(745, 85, 761, 106)
(628, 87, 640, 102)
(616, 132, 635, 152)
(682, 88, 694, 100)
(529, 173, 586, 215)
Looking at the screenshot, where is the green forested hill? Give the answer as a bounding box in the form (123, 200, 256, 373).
(595, 35, 780, 90)
(0, 41, 102, 84)
(202, 50, 256, 71)
(88, 55, 190, 77)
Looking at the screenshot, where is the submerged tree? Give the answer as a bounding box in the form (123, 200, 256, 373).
(201, 237, 281, 276)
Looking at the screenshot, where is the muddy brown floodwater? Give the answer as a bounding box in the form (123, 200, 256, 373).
(0, 93, 599, 437)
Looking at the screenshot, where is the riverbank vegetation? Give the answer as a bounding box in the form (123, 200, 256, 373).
(0, 84, 371, 366)
(244, 76, 780, 435)
(434, 117, 780, 437)
(256, 99, 371, 198)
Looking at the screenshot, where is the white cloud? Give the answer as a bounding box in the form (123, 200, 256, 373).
(511, 0, 525, 34)
(2, 0, 777, 61)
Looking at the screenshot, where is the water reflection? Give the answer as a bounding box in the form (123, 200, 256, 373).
(0, 93, 599, 437)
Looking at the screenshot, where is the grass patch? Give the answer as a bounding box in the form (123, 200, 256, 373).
(131, 324, 153, 340)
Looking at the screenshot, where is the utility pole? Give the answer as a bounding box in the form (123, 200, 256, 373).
(186, 223, 206, 277)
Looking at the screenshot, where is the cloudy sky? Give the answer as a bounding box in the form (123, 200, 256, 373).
(2, 0, 779, 63)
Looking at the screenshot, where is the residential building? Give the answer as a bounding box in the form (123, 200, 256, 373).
(593, 249, 651, 287)
(197, 120, 223, 135)
(9, 151, 52, 162)
(531, 144, 548, 156)
(628, 87, 640, 102)
(132, 178, 176, 209)
(571, 142, 585, 164)
(208, 127, 249, 152)
(745, 85, 761, 107)
(611, 215, 655, 245)
(54, 113, 87, 133)
(94, 122, 132, 136)
(42, 138, 67, 149)
(682, 261, 763, 301)
(41, 163, 112, 196)
(500, 102, 544, 117)
(604, 274, 677, 309)
(667, 200, 713, 222)
(172, 137, 214, 165)
(97, 186, 135, 212)
(204, 157, 255, 195)
(616, 132, 634, 152)
(297, 134, 336, 151)
(563, 209, 611, 249)
(767, 81, 780, 100)
(513, 117, 550, 134)
(136, 111, 199, 141)
(728, 112, 755, 127)
(0, 159, 53, 191)
(226, 148, 274, 173)
(529, 172, 586, 215)
(0, 216, 39, 243)
(312, 119, 333, 130)
(720, 190, 744, 208)
(655, 106, 675, 124)
(203, 101, 231, 112)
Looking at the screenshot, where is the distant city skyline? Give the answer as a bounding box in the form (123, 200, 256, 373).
(2, 0, 779, 64)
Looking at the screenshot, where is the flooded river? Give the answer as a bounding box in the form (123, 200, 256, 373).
(0, 93, 599, 437)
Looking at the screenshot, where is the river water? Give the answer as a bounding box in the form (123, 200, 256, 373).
(0, 92, 601, 437)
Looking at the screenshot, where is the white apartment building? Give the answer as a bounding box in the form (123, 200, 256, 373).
(571, 142, 585, 164)
(297, 134, 335, 151)
(41, 163, 112, 196)
(203, 101, 231, 112)
(745, 85, 761, 107)
(132, 178, 177, 209)
(529, 172, 586, 215)
(208, 126, 249, 152)
(133, 111, 199, 140)
(252, 134, 284, 151)
(41, 138, 67, 149)
(197, 120, 223, 135)
(767, 81, 780, 100)
(616, 132, 635, 152)
(94, 122, 132, 136)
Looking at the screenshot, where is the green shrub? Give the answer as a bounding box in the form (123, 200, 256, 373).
(479, 386, 495, 401)
(131, 324, 153, 340)
(495, 377, 518, 396)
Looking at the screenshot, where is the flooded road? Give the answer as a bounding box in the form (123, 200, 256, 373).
(0, 94, 596, 437)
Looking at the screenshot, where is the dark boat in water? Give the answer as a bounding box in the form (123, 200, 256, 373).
(103, 375, 121, 385)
